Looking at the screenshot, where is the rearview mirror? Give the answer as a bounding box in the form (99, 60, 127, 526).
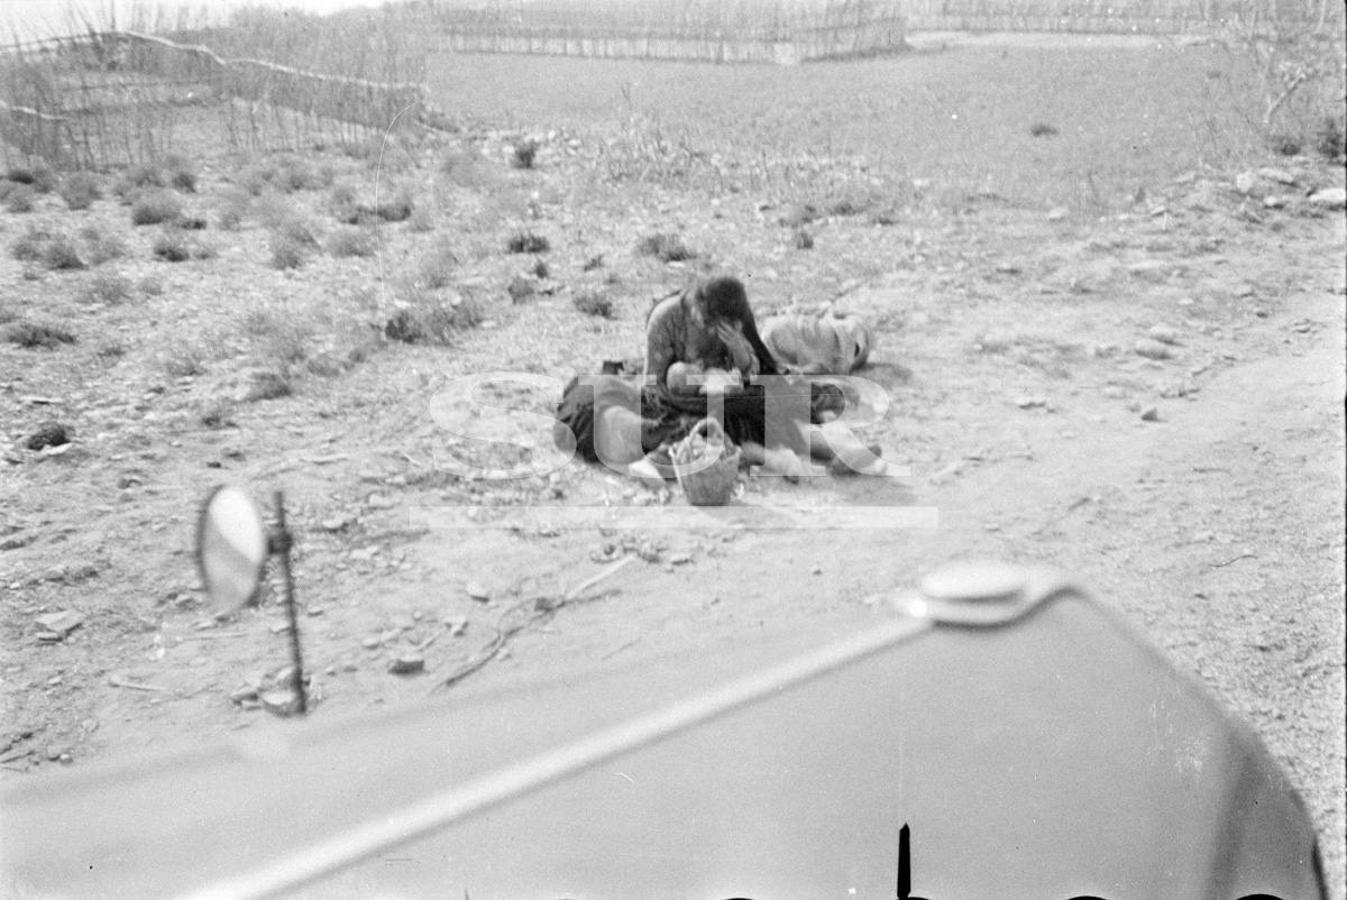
(196, 485, 268, 611)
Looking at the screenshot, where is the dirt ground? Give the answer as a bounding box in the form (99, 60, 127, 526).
(2, 62, 1345, 896)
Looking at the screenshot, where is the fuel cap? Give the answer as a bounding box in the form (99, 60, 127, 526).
(893, 560, 1055, 627)
(919, 560, 1028, 605)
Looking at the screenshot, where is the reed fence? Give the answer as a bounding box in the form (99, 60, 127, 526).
(433, 0, 907, 63)
(900, 0, 1342, 33)
(0, 30, 426, 170)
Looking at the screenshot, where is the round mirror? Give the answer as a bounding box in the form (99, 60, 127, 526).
(196, 485, 269, 610)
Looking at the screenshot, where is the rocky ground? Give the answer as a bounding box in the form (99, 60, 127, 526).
(2, 121, 1345, 896)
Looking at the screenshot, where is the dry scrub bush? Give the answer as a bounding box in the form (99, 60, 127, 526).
(42, 236, 86, 271)
(132, 191, 184, 226)
(59, 173, 102, 211)
(4, 320, 77, 349)
(270, 233, 310, 270)
(507, 230, 550, 254)
(152, 230, 191, 263)
(5, 166, 56, 193)
(85, 272, 134, 305)
(162, 343, 208, 377)
(327, 226, 378, 258)
(417, 243, 460, 288)
(4, 185, 37, 214)
(385, 288, 483, 344)
(636, 232, 693, 262)
(573, 290, 615, 319)
(217, 188, 251, 230)
(81, 227, 128, 266)
(511, 138, 540, 170)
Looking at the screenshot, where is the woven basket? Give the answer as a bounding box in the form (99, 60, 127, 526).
(672, 418, 741, 507)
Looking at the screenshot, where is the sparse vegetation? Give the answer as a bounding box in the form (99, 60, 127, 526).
(41, 236, 86, 271)
(417, 242, 460, 287)
(511, 138, 541, 169)
(636, 232, 693, 262)
(4, 320, 77, 349)
(84, 272, 134, 305)
(573, 290, 615, 319)
(152, 230, 191, 262)
(163, 343, 208, 377)
(327, 226, 378, 258)
(4, 184, 37, 213)
(59, 172, 103, 210)
(81, 227, 128, 265)
(507, 230, 550, 254)
(131, 191, 184, 226)
(270, 231, 311, 269)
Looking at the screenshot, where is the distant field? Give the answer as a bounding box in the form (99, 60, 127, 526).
(429, 38, 1266, 207)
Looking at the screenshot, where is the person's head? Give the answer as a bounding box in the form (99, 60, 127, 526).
(696, 276, 752, 328)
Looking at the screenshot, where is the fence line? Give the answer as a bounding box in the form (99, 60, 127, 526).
(0, 29, 426, 169)
(434, 0, 908, 63)
(900, 0, 1342, 33)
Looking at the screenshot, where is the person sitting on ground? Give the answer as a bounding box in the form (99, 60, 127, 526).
(553, 274, 890, 483)
(640, 275, 889, 479)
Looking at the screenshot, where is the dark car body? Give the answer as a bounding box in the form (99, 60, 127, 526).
(1, 563, 1326, 899)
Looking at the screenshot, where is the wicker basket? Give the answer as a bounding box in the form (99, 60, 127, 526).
(672, 417, 741, 507)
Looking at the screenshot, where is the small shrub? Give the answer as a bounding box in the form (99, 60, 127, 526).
(217, 188, 250, 230)
(42, 236, 86, 270)
(278, 157, 332, 192)
(96, 339, 127, 359)
(276, 215, 321, 249)
(10, 227, 47, 261)
(531, 258, 549, 279)
(1029, 122, 1059, 137)
(327, 226, 376, 258)
(417, 243, 459, 287)
(511, 138, 540, 170)
(163, 154, 197, 192)
(163, 344, 207, 377)
(270, 232, 309, 270)
(1269, 132, 1302, 156)
(573, 290, 615, 319)
(328, 183, 362, 223)
(636, 232, 693, 262)
(6, 166, 57, 193)
(85, 271, 133, 304)
(4, 184, 36, 213)
(1315, 115, 1345, 160)
(385, 289, 482, 344)
(131, 190, 182, 226)
(198, 398, 236, 428)
(152, 229, 191, 262)
(373, 188, 413, 223)
(113, 163, 164, 201)
(244, 370, 293, 401)
(82, 227, 127, 265)
(506, 230, 550, 254)
(59, 172, 102, 210)
(4, 320, 77, 349)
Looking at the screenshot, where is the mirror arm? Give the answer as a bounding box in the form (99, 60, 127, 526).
(273, 491, 308, 717)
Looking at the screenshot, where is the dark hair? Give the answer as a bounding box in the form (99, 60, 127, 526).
(696, 276, 779, 376)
